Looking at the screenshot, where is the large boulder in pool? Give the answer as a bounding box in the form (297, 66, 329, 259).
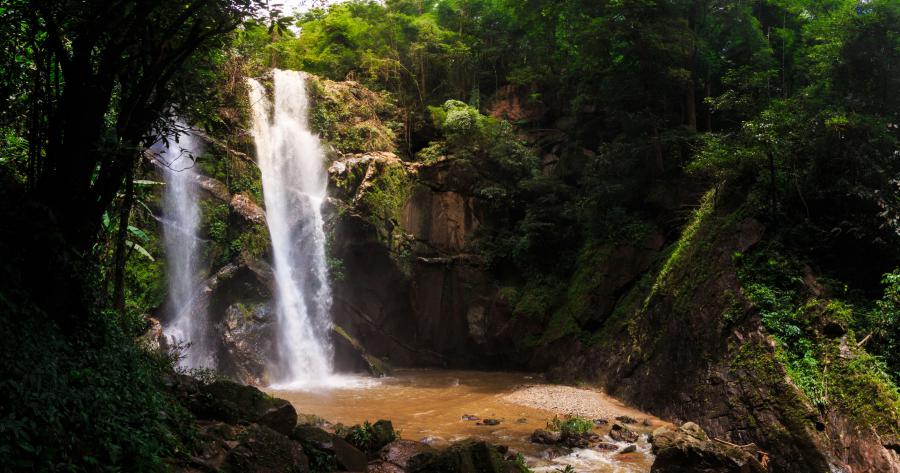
(407, 439, 521, 473)
(190, 379, 297, 435)
(649, 423, 767, 473)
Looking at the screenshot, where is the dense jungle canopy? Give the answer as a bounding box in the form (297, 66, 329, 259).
(0, 0, 898, 471)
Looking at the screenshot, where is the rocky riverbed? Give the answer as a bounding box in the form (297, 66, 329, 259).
(267, 369, 666, 472)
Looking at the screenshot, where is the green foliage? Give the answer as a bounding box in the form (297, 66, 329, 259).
(0, 128, 27, 183)
(737, 246, 900, 432)
(358, 162, 411, 246)
(863, 270, 900, 381)
(546, 415, 594, 437)
(0, 306, 195, 471)
(306, 76, 399, 154)
(423, 100, 537, 180)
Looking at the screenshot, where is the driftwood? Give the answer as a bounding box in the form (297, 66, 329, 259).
(713, 438, 770, 469)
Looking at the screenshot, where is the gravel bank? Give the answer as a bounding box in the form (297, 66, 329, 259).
(503, 384, 657, 422)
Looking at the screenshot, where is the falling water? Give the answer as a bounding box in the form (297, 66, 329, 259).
(247, 70, 335, 388)
(158, 130, 212, 369)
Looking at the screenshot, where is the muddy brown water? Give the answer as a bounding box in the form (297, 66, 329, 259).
(267, 369, 664, 472)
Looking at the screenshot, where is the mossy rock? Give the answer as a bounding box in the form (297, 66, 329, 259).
(306, 75, 400, 155)
(194, 380, 297, 435)
(408, 440, 516, 473)
(223, 424, 309, 473)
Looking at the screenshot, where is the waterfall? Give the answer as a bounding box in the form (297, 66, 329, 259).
(158, 130, 212, 369)
(247, 69, 335, 388)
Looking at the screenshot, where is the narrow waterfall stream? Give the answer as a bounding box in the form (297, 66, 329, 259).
(158, 130, 212, 369)
(247, 70, 337, 388)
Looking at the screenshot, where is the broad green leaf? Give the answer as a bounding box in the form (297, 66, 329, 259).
(125, 240, 155, 261)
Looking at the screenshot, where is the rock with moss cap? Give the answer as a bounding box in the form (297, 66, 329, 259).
(649, 423, 766, 473)
(191, 379, 297, 435)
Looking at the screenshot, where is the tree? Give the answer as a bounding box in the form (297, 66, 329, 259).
(1, 0, 261, 320)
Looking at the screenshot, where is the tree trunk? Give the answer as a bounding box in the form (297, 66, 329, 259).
(112, 157, 135, 317)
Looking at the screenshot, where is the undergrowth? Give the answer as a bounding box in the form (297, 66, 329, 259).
(0, 306, 195, 471)
(736, 245, 900, 434)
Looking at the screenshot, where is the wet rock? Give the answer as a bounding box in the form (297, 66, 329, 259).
(332, 437, 368, 472)
(222, 424, 309, 473)
(258, 402, 301, 437)
(461, 414, 480, 421)
(380, 440, 437, 469)
(538, 446, 571, 460)
(408, 440, 515, 473)
(561, 433, 590, 449)
(196, 173, 232, 203)
(218, 301, 275, 386)
(230, 192, 266, 225)
(193, 380, 297, 435)
(291, 425, 367, 472)
(481, 418, 501, 426)
(332, 324, 391, 377)
(615, 415, 637, 425)
(531, 429, 561, 445)
(608, 424, 639, 443)
(649, 424, 766, 473)
(296, 412, 329, 427)
(678, 422, 709, 441)
(642, 419, 653, 427)
(372, 420, 398, 449)
(594, 442, 619, 451)
(621, 444, 637, 453)
(593, 418, 609, 427)
(367, 460, 406, 473)
(138, 316, 164, 351)
(292, 425, 334, 448)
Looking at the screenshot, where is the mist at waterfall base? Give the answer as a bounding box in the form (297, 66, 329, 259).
(248, 70, 366, 390)
(157, 130, 213, 369)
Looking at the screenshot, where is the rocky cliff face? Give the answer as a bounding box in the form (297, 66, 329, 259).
(326, 152, 524, 369)
(146, 73, 898, 472)
(545, 191, 900, 473)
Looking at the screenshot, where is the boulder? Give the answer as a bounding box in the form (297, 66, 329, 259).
(380, 440, 438, 469)
(230, 192, 266, 224)
(138, 316, 164, 351)
(408, 440, 515, 473)
(372, 420, 398, 449)
(332, 324, 391, 377)
(222, 424, 309, 473)
(608, 424, 639, 443)
(530, 429, 561, 445)
(649, 424, 767, 473)
(193, 380, 297, 435)
(292, 424, 368, 472)
(219, 302, 275, 386)
(368, 460, 406, 473)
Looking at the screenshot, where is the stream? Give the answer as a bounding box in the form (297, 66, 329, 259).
(268, 369, 663, 472)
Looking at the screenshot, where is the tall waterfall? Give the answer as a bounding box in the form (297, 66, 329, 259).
(158, 130, 211, 369)
(247, 70, 334, 388)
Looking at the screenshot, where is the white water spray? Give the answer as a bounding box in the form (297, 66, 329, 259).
(247, 70, 336, 388)
(158, 130, 212, 369)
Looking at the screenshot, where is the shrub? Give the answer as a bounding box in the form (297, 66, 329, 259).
(546, 415, 594, 437)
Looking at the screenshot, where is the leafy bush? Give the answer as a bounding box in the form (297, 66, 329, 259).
(0, 307, 195, 471)
(862, 269, 900, 382)
(546, 415, 594, 437)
